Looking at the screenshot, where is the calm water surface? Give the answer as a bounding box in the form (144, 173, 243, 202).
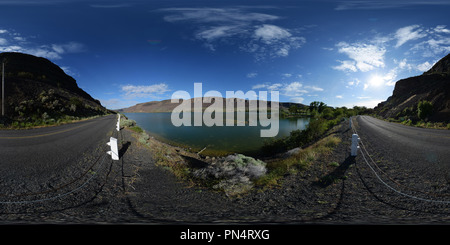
(124, 112, 309, 155)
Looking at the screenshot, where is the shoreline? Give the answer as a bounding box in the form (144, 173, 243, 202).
(121, 112, 309, 158)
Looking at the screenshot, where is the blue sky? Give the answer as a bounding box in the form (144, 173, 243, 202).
(0, 0, 449, 110)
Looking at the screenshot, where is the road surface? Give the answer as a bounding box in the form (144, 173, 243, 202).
(0, 115, 117, 200)
(354, 115, 450, 194)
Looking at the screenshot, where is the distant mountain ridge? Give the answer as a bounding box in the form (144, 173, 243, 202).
(374, 53, 450, 122)
(118, 97, 305, 113)
(0, 52, 109, 125)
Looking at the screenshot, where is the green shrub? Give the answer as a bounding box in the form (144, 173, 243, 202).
(418, 100, 433, 120)
(120, 119, 136, 128)
(129, 126, 143, 133)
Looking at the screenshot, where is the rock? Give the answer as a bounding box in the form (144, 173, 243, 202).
(193, 153, 267, 196)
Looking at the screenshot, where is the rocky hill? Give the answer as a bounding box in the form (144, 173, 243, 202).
(374, 53, 450, 123)
(0, 52, 110, 126)
(117, 97, 304, 113)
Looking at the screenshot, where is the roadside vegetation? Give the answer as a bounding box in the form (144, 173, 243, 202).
(262, 102, 371, 156)
(376, 100, 450, 130)
(257, 101, 370, 188)
(0, 88, 111, 129)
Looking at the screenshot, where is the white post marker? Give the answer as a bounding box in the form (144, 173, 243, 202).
(107, 137, 119, 160)
(351, 134, 360, 156)
(116, 114, 121, 131)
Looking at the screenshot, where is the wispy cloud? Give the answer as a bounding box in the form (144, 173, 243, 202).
(252, 81, 323, 104)
(394, 25, 427, 48)
(333, 42, 386, 72)
(416, 60, 437, 72)
(0, 29, 85, 60)
(335, 0, 450, 11)
(161, 7, 279, 23)
(330, 24, 450, 86)
(159, 7, 306, 60)
(304, 85, 324, 92)
(121, 83, 170, 99)
(100, 98, 140, 110)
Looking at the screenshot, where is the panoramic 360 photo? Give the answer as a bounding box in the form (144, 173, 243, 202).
(0, 0, 449, 241)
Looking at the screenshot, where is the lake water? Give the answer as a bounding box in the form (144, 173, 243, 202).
(124, 112, 309, 155)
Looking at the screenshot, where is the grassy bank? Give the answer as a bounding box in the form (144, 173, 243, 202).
(256, 133, 342, 188)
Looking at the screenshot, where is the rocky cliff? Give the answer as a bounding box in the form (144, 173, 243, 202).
(374, 53, 450, 122)
(0, 52, 110, 126)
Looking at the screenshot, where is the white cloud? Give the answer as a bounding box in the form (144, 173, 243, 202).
(51, 42, 85, 54)
(251, 83, 267, 89)
(347, 78, 360, 87)
(0, 29, 85, 60)
(281, 73, 292, 78)
(333, 60, 357, 72)
(290, 97, 304, 103)
(416, 61, 435, 72)
(304, 85, 324, 92)
(13, 36, 25, 42)
(247, 72, 257, 78)
(383, 69, 398, 86)
(121, 83, 170, 99)
(0, 38, 7, 45)
(196, 25, 245, 42)
(161, 7, 279, 24)
(267, 83, 283, 91)
(335, 42, 386, 72)
(252, 81, 323, 104)
(0, 30, 7, 34)
(336, 95, 343, 99)
(243, 24, 306, 59)
(61, 66, 79, 77)
(161, 7, 305, 60)
(433, 25, 450, 34)
(100, 98, 139, 110)
(284, 82, 306, 96)
(396, 58, 413, 71)
(394, 25, 427, 48)
(254, 24, 292, 44)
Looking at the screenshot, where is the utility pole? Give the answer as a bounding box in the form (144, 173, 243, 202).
(2, 61, 4, 116)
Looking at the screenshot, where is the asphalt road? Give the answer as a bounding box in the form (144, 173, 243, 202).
(0, 115, 117, 197)
(354, 115, 450, 189)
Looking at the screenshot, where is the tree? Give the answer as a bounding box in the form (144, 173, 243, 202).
(417, 100, 433, 120)
(289, 104, 299, 114)
(309, 101, 327, 113)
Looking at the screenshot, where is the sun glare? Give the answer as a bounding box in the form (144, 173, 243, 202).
(368, 75, 385, 88)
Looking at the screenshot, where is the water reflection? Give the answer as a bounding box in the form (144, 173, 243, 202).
(124, 112, 309, 155)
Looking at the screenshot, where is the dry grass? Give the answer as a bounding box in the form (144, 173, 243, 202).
(255, 134, 341, 188)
